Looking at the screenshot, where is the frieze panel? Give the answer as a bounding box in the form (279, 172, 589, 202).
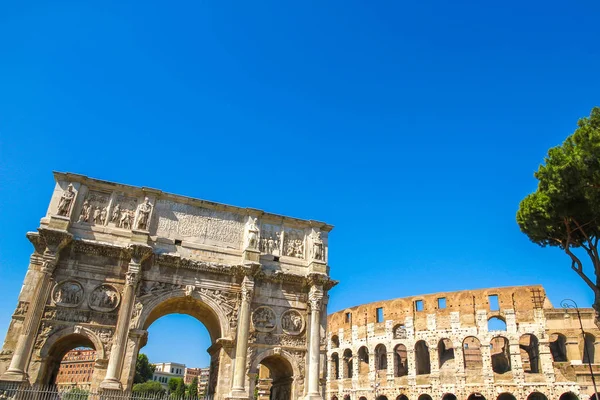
(43, 306, 119, 325)
(52, 281, 84, 308)
(89, 284, 120, 312)
(252, 306, 276, 332)
(259, 224, 282, 255)
(14, 301, 29, 317)
(249, 332, 307, 348)
(280, 309, 305, 336)
(283, 227, 305, 259)
(34, 322, 56, 349)
(154, 200, 244, 247)
(78, 191, 110, 225)
(110, 195, 138, 230)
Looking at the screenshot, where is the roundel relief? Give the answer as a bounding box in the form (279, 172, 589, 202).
(280, 309, 304, 335)
(53, 281, 84, 307)
(89, 284, 120, 312)
(252, 306, 276, 332)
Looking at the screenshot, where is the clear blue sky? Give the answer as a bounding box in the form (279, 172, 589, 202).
(1, 1, 599, 369)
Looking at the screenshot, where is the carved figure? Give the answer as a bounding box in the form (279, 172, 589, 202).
(100, 207, 107, 224)
(93, 207, 101, 224)
(313, 232, 324, 261)
(281, 309, 304, 335)
(111, 203, 121, 223)
(53, 281, 84, 306)
(252, 306, 276, 331)
(78, 200, 92, 223)
(119, 209, 134, 229)
(89, 285, 119, 311)
(136, 197, 153, 230)
(57, 184, 75, 216)
(246, 217, 259, 249)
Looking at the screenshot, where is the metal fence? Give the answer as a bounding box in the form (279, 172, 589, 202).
(0, 384, 211, 400)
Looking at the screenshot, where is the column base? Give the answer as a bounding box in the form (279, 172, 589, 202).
(99, 378, 123, 391)
(304, 394, 323, 400)
(0, 369, 28, 383)
(226, 389, 250, 400)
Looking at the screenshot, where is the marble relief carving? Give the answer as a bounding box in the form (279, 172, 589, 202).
(89, 284, 120, 312)
(246, 217, 259, 249)
(155, 200, 244, 247)
(57, 184, 76, 216)
(110, 195, 138, 230)
(78, 191, 110, 225)
(252, 306, 276, 332)
(52, 281, 84, 307)
(280, 309, 304, 335)
(259, 224, 281, 255)
(312, 232, 324, 261)
(283, 228, 304, 259)
(135, 197, 153, 230)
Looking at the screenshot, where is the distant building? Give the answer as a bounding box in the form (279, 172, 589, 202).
(55, 349, 96, 387)
(184, 366, 210, 395)
(152, 362, 185, 388)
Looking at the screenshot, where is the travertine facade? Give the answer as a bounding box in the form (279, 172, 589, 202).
(0, 172, 336, 400)
(326, 286, 599, 400)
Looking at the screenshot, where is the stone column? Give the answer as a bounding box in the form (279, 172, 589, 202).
(306, 285, 324, 400)
(2, 229, 72, 382)
(229, 275, 254, 398)
(101, 245, 152, 390)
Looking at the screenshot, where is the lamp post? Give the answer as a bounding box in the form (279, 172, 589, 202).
(561, 298, 599, 400)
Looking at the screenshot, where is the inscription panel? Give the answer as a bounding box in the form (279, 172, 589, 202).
(154, 200, 245, 248)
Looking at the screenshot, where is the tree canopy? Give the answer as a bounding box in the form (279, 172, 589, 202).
(188, 377, 199, 398)
(168, 377, 183, 394)
(132, 381, 166, 395)
(134, 353, 156, 384)
(517, 107, 600, 315)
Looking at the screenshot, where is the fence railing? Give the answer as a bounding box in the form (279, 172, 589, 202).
(0, 384, 211, 400)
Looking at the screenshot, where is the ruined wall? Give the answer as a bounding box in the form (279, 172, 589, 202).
(326, 286, 598, 400)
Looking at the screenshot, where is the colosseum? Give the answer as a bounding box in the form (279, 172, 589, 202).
(326, 285, 599, 400)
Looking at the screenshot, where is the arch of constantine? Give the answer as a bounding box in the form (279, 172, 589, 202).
(326, 286, 600, 400)
(0, 172, 337, 400)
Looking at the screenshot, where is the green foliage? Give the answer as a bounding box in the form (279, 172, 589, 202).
(168, 377, 183, 394)
(62, 387, 89, 400)
(132, 381, 166, 395)
(174, 379, 186, 398)
(517, 107, 600, 310)
(134, 354, 156, 384)
(188, 377, 198, 398)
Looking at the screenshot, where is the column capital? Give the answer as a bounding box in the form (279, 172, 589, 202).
(241, 275, 255, 302)
(127, 244, 153, 266)
(37, 228, 73, 258)
(309, 285, 324, 310)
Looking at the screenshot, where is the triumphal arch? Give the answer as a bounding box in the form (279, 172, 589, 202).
(0, 172, 336, 400)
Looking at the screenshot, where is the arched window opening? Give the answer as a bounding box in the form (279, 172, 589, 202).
(394, 344, 408, 377)
(497, 394, 517, 400)
(359, 397, 367, 400)
(358, 346, 369, 375)
(520, 334, 540, 373)
(331, 353, 340, 380)
(331, 335, 340, 349)
(583, 333, 596, 364)
(490, 336, 511, 374)
(376, 396, 388, 400)
(343, 349, 353, 379)
(467, 394, 487, 400)
(463, 337, 482, 370)
(527, 392, 548, 400)
(343, 395, 350, 400)
(438, 338, 455, 369)
(375, 344, 387, 371)
(550, 333, 568, 362)
(488, 316, 507, 331)
(332, 396, 339, 400)
(257, 354, 294, 400)
(442, 394, 457, 400)
(415, 340, 431, 375)
(418, 395, 433, 400)
(47, 340, 97, 388)
(396, 396, 409, 400)
(558, 393, 578, 400)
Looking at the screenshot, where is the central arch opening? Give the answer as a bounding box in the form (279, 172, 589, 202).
(256, 355, 294, 400)
(138, 295, 225, 397)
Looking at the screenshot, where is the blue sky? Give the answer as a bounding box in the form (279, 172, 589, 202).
(1, 1, 599, 369)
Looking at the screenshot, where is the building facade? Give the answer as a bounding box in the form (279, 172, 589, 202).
(0, 172, 336, 400)
(54, 349, 96, 388)
(326, 285, 599, 400)
(152, 362, 185, 388)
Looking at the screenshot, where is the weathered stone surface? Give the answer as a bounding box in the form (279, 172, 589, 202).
(326, 286, 599, 400)
(0, 172, 336, 400)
